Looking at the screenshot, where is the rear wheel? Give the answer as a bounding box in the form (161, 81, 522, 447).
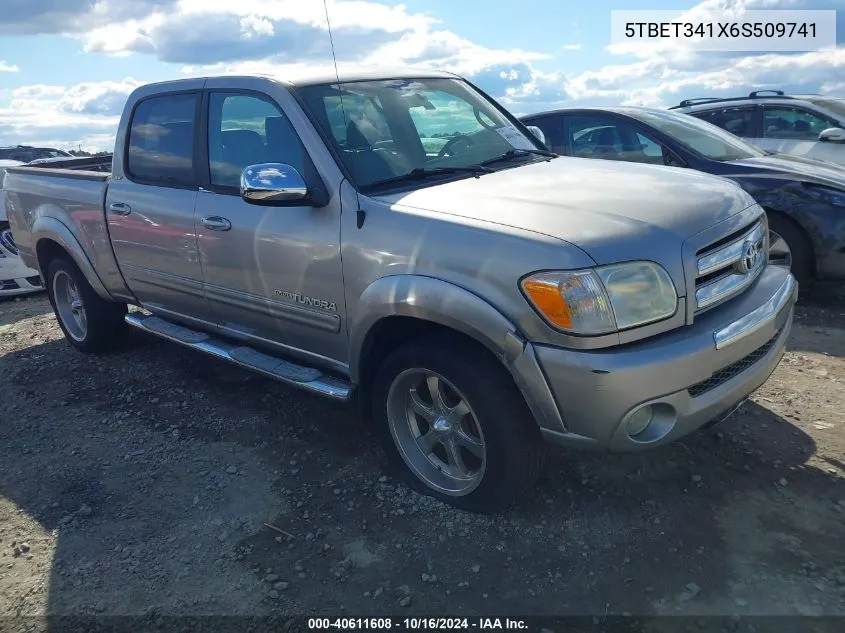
(46, 257, 127, 352)
(372, 337, 546, 512)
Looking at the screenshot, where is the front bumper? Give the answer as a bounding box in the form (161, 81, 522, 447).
(0, 248, 43, 297)
(529, 266, 797, 451)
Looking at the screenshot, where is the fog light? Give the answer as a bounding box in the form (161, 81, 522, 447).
(626, 405, 653, 437)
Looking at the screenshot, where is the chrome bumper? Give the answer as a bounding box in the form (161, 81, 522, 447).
(714, 273, 797, 349)
(526, 266, 797, 451)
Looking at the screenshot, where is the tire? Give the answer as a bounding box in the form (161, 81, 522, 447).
(46, 256, 127, 353)
(371, 336, 546, 513)
(767, 213, 812, 284)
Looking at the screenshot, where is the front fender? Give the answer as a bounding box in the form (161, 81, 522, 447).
(32, 216, 112, 300)
(348, 275, 566, 433)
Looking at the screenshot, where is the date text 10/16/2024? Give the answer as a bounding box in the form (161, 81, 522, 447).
(307, 618, 529, 630)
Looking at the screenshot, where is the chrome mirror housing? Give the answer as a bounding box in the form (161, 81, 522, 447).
(240, 163, 308, 204)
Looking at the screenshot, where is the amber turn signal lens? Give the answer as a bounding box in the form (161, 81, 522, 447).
(521, 279, 573, 329)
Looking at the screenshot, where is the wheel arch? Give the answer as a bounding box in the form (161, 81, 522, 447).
(349, 275, 566, 434)
(33, 217, 112, 300)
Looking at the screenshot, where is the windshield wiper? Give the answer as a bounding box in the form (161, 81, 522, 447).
(480, 148, 558, 167)
(365, 165, 492, 190)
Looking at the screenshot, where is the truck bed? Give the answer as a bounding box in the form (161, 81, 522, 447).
(2, 162, 123, 296)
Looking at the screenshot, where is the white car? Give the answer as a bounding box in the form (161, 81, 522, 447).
(1, 159, 43, 297)
(670, 91, 845, 168)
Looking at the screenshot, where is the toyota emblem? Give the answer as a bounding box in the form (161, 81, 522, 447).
(738, 240, 760, 274)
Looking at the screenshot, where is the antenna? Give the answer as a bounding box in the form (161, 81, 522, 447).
(322, 0, 358, 197)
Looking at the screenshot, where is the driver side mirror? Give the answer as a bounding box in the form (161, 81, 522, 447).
(525, 125, 547, 147)
(818, 127, 845, 143)
(240, 163, 308, 204)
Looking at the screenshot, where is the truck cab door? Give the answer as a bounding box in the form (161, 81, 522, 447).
(106, 90, 209, 323)
(194, 88, 346, 365)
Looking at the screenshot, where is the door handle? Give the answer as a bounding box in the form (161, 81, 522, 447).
(108, 202, 131, 216)
(201, 216, 232, 231)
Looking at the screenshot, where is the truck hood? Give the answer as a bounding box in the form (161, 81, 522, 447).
(374, 156, 756, 272)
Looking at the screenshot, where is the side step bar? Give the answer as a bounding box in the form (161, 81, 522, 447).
(125, 313, 352, 402)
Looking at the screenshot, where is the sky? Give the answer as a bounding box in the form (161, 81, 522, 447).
(0, 0, 841, 152)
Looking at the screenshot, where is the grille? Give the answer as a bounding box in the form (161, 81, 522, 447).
(694, 219, 766, 312)
(688, 329, 781, 397)
(25, 275, 42, 287)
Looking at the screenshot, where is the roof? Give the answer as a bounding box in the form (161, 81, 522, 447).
(521, 105, 671, 118)
(133, 66, 463, 100)
(665, 91, 845, 111)
(277, 65, 459, 87)
(0, 145, 64, 151)
(149, 66, 460, 91)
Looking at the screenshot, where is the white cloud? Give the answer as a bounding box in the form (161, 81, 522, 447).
(0, 61, 19, 72)
(74, 0, 546, 77)
(0, 0, 842, 149)
(239, 15, 274, 39)
(77, 0, 435, 64)
(0, 0, 173, 36)
(0, 79, 141, 150)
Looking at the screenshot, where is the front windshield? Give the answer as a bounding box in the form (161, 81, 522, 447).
(296, 77, 543, 190)
(810, 98, 845, 121)
(624, 109, 765, 161)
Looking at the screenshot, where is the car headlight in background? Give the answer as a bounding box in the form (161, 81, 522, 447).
(521, 261, 678, 335)
(803, 184, 845, 208)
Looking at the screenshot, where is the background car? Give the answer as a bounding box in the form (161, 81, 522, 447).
(669, 91, 845, 168)
(25, 154, 113, 172)
(0, 145, 73, 163)
(0, 159, 43, 297)
(520, 106, 845, 284)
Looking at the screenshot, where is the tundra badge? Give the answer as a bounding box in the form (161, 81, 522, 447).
(275, 290, 337, 312)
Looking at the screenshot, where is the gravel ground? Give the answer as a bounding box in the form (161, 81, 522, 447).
(1, 288, 844, 627)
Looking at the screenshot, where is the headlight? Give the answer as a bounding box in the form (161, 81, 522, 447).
(521, 261, 678, 335)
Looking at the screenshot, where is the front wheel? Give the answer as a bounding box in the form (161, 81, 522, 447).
(46, 257, 127, 353)
(372, 337, 546, 512)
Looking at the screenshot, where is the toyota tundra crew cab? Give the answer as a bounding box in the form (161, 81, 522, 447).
(3, 68, 797, 511)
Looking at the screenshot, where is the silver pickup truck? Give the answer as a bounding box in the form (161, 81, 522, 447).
(3, 68, 797, 511)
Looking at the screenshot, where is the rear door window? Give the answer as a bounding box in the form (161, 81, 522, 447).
(127, 93, 198, 185)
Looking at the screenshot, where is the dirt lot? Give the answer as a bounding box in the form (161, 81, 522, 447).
(1, 288, 844, 628)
